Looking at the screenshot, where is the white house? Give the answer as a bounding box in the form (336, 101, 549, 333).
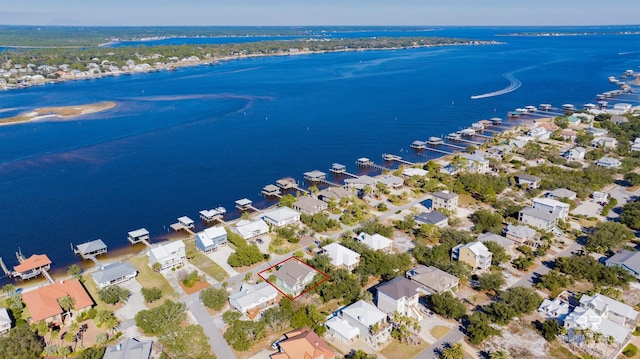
(452, 242, 492, 271)
(477, 232, 515, 253)
(538, 298, 571, 321)
(376, 277, 422, 319)
(460, 153, 490, 174)
(516, 174, 542, 189)
(402, 168, 428, 177)
(356, 232, 393, 253)
(579, 294, 639, 328)
(228, 282, 279, 319)
(532, 197, 570, 220)
(91, 261, 138, 289)
(528, 126, 550, 140)
(595, 156, 622, 169)
(195, 226, 227, 253)
(147, 240, 186, 271)
(563, 147, 586, 161)
(518, 207, 559, 232)
(0, 308, 11, 334)
(332, 300, 392, 348)
(261, 207, 301, 227)
(592, 136, 618, 149)
(233, 219, 269, 240)
(377, 175, 404, 189)
(322, 243, 361, 271)
(344, 175, 377, 190)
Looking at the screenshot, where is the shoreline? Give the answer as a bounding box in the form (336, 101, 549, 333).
(0, 40, 502, 92)
(0, 101, 117, 126)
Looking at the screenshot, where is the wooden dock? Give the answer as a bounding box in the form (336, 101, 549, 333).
(170, 222, 196, 235)
(423, 147, 454, 155)
(382, 153, 414, 166)
(356, 158, 387, 171)
(455, 138, 484, 146)
(441, 142, 465, 150)
(0, 252, 54, 283)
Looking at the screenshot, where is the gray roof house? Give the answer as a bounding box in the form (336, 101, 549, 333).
(504, 224, 537, 245)
(516, 174, 542, 189)
(376, 277, 422, 319)
(406, 265, 459, 294)
(318, 186, 352, 203)
(91, 261, 138, 289)
(273, 259, 317, 298)
(74, 239, 108, 258)
(605, 250, 640, 279)
(431, 190, 458, 211)
(477, 232, 515, 253)
(292, 196, 328, 215)
(415, 211, 448, 228)
(104, 337, 160, 359)
(377, 175, 404, 189)
(228, 282, 279, 319)
(546, 188, 577, 201)
(518, 206, 559, 232)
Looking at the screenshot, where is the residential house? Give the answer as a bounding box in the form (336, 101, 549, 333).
(460, 153, 490, 174)
(229, 282, 279, 319)
(356, 232, 393, 253)
(477, 232, 515, 254)
(518, 207, 559, 232)
(605, 250, 640, 279)
(318, 187, 352, 203)
(452, 242, 492, 271)
(532, 197, 570, 220)
(376, 277, 422, 319)
(22, 279, 94, 323)
(538, 298, 571, 321)
(588, 127, 609, 138)
(528, 126, 550, 140)
(563, 147, 586, 161)
(271, 328, 335, 359)
(0, 308, 11, 334)
(595, 156, 622, 169)
(261, 207, 301, 227)
(273, 259, 317, 297)
(321, 243, 361, 271)
(431, 190, 458, 211)
(147, 240, 186, 271)
(560, 129, 577, 142)
(402, 168, 428, 177)
(233, 219, 269, 240)
(611, 115, 629, 125)
(292, 196, 328, 215)
(377, 175, 404, 189)
(12, 253, 51, 280)
(592, 191, 609, 204)
(579, 294, 639, 328)
(329, 300, 392, 348)
(195, 226, 227, 253)
(632, 138, 640, 152)
(91, 261, 138, 289)
(546, 188, 577, 201)
(405, 265, 459, 295)
(592, 136, 618, 149)
(504, 224, 537, 245)
(344, 175, 377, 190)
(515, 174, 542, 189)
(104, 338, 161, 359)
(414, 211, 448, 228)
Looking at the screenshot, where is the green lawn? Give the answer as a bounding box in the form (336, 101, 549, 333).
(128, 255, 176, 303)
(380, 339, 430, 359)
(184, 239, 228, 281)
(549, 345, 580, 359)
(431, 325, 451, 339)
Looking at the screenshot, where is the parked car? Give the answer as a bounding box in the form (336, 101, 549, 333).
(256, 238, 263, 244)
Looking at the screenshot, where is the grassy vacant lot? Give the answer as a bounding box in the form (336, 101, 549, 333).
(380, 340, 430, 359)
(431, 325, 451, 339)
(549, 345, 580, 359)
(184, 239, 228, 281)
(129, 256, 176, 304)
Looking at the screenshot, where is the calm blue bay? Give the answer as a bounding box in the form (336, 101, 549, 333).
(1, 26, 639, 283)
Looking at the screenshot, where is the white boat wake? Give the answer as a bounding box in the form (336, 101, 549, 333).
(470, 71, 522, 99)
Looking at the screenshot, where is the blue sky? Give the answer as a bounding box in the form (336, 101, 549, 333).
(1, 0, 639, 26)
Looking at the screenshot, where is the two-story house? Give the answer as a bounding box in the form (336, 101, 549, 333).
(518, 207, 559, 232)
(532, 197, 570, 220)
(356, 232, 393, 253)
(270, 328, 335, 359)
(0, 308, 11, 334)
(431, 190, 458, 211)
(406, 265, 459, 295)
(605, 250, 640, 279)
(147, 240, 186, 271)
(195, 226, 228, 253)
(233, 219, 269, 240)
(504, 224, 537, 245)
(229, 282, 279, 319)
(452, 242, 492, 272)
(261, 207, 301, 227)
(376, 277, 422, 319)
(321, 243, 361, 271)
(515, 174, 542, 189)
(91, 261, 138, 289)
(273, 259, 317, 298)
(327, 300, 392, 348)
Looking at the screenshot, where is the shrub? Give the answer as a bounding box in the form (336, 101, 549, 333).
(181, 270, 201, 288)
(623, 343, 638, 357)
(141, 287, 162, 303)
(98, 285, 131, 305)
(200, 287, 227, 311)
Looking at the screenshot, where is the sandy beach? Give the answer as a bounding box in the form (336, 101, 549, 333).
(0, 101, 117, 126)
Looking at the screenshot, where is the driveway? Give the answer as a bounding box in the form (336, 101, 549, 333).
(206, 246, 240, 277)
(182, 292, 236, 359)
(114, 278, 147, 322)
(414, 326, 465, 359)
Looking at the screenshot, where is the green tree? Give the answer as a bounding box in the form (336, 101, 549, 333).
(58, 295, 76, 324)
(278, 194, 296, 208)
(345, 349, 378, 359)
(135, 300, 186, 335)
(200, 287, 228, 310)
(428, 292, 466, 320)
(160, 324, 216, 359)
(483, 241, 509, 266)
(585, 221, 634, 253)
(77, 346, 106, 359)
(477, 272, 506, 293)
(621, 200, 640, 230)
(470, 210, 504, 233)
(0, 324, 45, 359)
(141, 287, 162, 303)
(465, 311, 500, 344)
(489, 350, 509, 359)
(439, 342, 464, 359)
(540, 318, 560, 341)
(624, 172, 640, 186)
(98, 285, 132, 305)
(67, 264, 82, 280)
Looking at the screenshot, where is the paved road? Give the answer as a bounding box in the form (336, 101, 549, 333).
(182, 292, 237, 359)
(512, 239, 582, 287)
(414, 326, 465, 359)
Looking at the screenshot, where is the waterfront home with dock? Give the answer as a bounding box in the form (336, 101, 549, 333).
(303, 170, 327, 182)
(261, 207, 301, 227)
(233, 219, 269, 240)
(199, 207, 226, 222)
(318, 186, 352, 203)
(235, 198, 254, 212)
(7, 254, 52, 281)
(344, 175, 377, 190)
(195, 226, 228, 253)
(91, 261, 138, 289)
(262, 184, 281, 197)
(292, 196, 328, 215)
(22, 279, 94, 324)
(73, 239, 107, 259)
(148, 240, 186, 271)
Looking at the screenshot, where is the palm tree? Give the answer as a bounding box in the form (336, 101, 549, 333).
(604, 335, 615, 359)
(102, 313, 120, 336)
(57, 295, 75, 324)
(582, 328, 592, 351)
(593, 332, 603, 356)
(440, 343, 464, 359)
